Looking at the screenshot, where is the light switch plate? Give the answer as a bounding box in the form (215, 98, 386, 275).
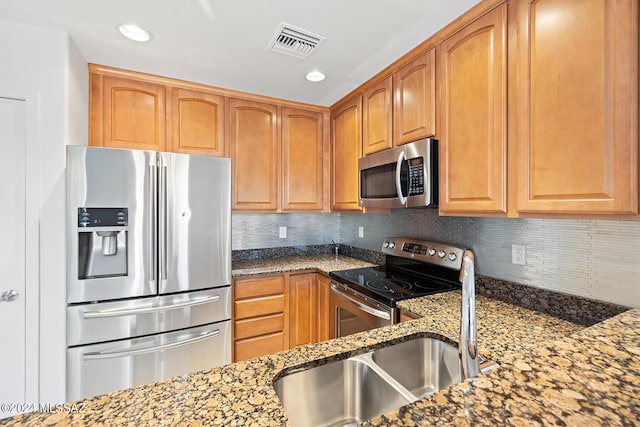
(279, 226, 287, 239)
(358, 226, 364, 238)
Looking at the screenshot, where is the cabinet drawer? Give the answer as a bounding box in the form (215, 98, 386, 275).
(234, 313, 284, 340)
(235, 332, 286, 361)
(234, 276, 285, 299)
(234, 294, 285, 320)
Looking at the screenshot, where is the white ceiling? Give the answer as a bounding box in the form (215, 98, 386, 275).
(0, 0, 481, 107)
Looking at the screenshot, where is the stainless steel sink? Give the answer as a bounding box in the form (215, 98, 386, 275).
(371, 337, 461, 399)
(274, 356, 413, 427)
(274, 337, 497, 427)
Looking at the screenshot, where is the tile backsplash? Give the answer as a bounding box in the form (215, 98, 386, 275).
(232, 210, 640, 308)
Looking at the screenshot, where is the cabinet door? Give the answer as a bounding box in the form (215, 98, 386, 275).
(317, 275, 331, 342)
(362, 76, 393, 155)
(393, 49, 436, 145)
(438, 5, 507, 215)
(91, 74, 166, 151)
(514, 0, 638, 214)
(169, 88, 225, 156)
(229, 99, 279, 210)
(331, 96, 362, 211)
(288, 273, 318, 348)
(282, 108, 324, 211)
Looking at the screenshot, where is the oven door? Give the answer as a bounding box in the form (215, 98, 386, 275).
(329, 282, 395, 339)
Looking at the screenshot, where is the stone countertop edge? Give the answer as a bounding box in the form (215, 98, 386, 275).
(2, 258, 638, 426)
(231, 254, 376, 276)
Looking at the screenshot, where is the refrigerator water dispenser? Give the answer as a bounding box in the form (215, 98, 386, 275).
(77, 208, 128, 279)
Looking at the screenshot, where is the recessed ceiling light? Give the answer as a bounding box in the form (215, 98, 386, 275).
(118, 24, 152, 42)
(306, 70, 326, 82)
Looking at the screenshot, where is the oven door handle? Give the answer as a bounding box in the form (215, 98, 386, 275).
(331, 284, 391, 321)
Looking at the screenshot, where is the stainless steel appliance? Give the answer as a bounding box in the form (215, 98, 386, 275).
(329, 237, 468, 338)
(66, 146, 231, 401)
(358, 138, 438, 209)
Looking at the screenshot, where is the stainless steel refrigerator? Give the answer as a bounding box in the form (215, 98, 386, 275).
(65, 146, 231, 401)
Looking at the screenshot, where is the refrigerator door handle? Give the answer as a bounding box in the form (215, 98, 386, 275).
(82, 294, 221, 319)
(82, 328, 221, 360)
(158, 159, 168, 284)
(149, 162, 157, 284)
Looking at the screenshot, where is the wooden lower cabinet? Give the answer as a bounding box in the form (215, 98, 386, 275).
(288, 272, 332, 347)
(399, 309, 420, 322)
(288, 273, 318, 348)
(232, 274, 288, 362)
(232, 272, 332, 361)
(317, 275, 331, 342)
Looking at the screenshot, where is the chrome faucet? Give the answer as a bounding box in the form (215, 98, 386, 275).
(459, 249, 479, 379)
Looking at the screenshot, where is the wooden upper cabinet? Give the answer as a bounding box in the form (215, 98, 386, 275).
(331, 96, 362, 211)
(393, 49, 436, 145)
(281, 108, 324, 211)
(168, 88, 225, 156)
(438, 4, 507, 215)
(230, 98, 279, 211)
(362, 76, 393, 155)
(513, 0, 638, 215)
(91, 74, 166, 151)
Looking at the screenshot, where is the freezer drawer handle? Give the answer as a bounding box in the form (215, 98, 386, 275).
(83, 295, 221, 319)
(82, 328, 221, 361)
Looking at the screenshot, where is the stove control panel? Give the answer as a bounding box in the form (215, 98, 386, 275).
(382, 237, 465, 270)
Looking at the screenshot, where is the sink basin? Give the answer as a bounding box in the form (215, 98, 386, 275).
(274, 336, 498, 427)
(274, 357, 413, 427)
(371, 337, 461, 399)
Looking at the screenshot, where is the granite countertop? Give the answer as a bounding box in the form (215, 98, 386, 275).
(3, 258, 638, 426)
(231, 254, 376, 276)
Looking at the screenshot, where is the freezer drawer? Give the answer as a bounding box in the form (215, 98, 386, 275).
(67, 287, 231, 346)
(66, 320, 231, 401)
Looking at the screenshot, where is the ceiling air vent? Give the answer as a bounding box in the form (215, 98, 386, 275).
(268, 23, 326, 59)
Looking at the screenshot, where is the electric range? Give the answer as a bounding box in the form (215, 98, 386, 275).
(328, 237, 470, 338)
(329, 237, 467, 321)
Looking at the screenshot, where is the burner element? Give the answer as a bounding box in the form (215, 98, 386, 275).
(367, 278, 412, 294)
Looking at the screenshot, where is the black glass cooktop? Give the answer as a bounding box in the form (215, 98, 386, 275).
(329, 264, 458, 306)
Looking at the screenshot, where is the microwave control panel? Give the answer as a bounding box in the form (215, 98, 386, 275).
(407, 157, 424, 195)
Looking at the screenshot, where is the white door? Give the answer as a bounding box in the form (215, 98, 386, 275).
(0, 97, 26, 418)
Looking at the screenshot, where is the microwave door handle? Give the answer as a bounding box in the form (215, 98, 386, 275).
(395, 150, 407, 205)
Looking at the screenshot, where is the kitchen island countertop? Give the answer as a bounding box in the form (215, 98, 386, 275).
(2, 256, 638, 426)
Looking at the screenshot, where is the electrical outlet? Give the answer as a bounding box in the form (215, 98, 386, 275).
(358, 226, 364, 238)
(279, 226, 287, 239)
(512, 244, 526, 265)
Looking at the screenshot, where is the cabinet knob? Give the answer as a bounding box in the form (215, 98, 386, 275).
(1, 289, 19, 302)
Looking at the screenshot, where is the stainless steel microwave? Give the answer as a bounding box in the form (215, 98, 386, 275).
(358, 138, 438, 209)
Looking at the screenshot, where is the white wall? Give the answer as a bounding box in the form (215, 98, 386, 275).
(0, 18, 87, 404)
